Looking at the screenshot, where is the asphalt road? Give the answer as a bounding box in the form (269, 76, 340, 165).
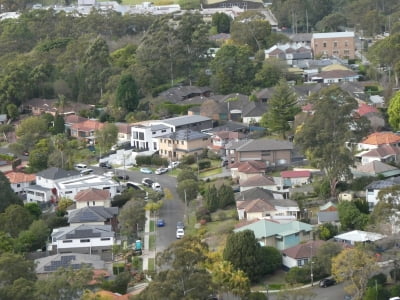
(266, 282, 347, 300)
(92, 165, 184, 253)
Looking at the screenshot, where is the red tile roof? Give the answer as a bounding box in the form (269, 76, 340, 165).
(239, 174, 276, 187)
(361, 144, 400, 158)
(231, 161, 267, 173)
(357, 103, 378, 116)
(237, 198, 275, 212)
(74, 188, 110, 202)
(70, 120, 105, 132)
(5, 171, 36, 184)
(282, 240, 325, 259)
(281, 170, 311, 178)
(64, 114, 87, 124)
(362, 132, 400, 146)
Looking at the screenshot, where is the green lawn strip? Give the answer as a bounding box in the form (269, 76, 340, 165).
(149, 220, 155, 232)
(149, 234, 156, 251)
(147, 258, 155, 272)
(199, 167, 222, 178)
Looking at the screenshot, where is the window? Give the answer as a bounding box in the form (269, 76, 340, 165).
(344, 40, 348, 47)
(152, 131, 156, 135)
(87, 201, 89, 206)
(138, 132, 144, 140)
(162, 129, 166, 133)
(101, 238, 111, 241)
(17, 184, 20, 188)
(93, 201, 95, 206)
(323, 42, 327, 48)
(261, 150, 271, 156)
(80, 239, 90, 243)
(344, 50, 350, 55)
(65, 191, 72, 194)
(333, 41, 338, 48)
(63, 240, 72, 243)
(181, 141, 184, 145)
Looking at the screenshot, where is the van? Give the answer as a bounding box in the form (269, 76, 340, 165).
(74, 163, 87, 171)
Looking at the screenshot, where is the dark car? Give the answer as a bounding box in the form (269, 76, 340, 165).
(319, 278, 336, 288)
(157, 219, 165, 227)
(142, 178, 154, 187)
(99, 162, 112, 169)
(117, 175, 129, 180)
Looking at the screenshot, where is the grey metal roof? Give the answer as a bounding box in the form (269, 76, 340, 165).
(151, 124, 169, 131)
(35, 253, 105, 274)
(205, 121, 248, 133)
(236, 138, 293, 152)
(68, 206, 118, 223)
(37, 167, 80, 180)
(235, 187, 275, 202)
(366, 177, 400, 190)
(25, 185, 50, 192)
(161, 115, 211, 127)
(161, 129, 209, 141)
(51, 224, 114, 240)
(318, 211, 339, 223)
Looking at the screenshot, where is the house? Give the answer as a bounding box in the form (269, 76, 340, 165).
(317, 202, 339, 224)
(366, 177, 400, 210)
(226, 138, 293, 167)
(334, 230, 386, 246)
(239, 174, 278, 192)
(234, 219, 313, 250)
(50, 224, 116, 260)
(210, 130, 246, 152)
(130, 115, 212, 152)
(236, 196, 300, 220)
(24, 98, 92, 116)
(56, 174, 120, 199)
(157, 129, 211, 160)
(64, 114, 88, 134)
(359, 144, 400, 165)
(370, 95, 385, 107)
(69, 119, 105, 144)
(280, 170, 311, 187)
(312, 69, 359, 84)
(201, 0, 264, 9)
(204, 121, 248, 134)
(35, 253, 107, 277)
(74, 188, 111, 208)
(68, 206, 119, 231)
(4, 171, 36, 196)
(158, 86, 211, 102)
(230, 160, 267, 181)
(282, 240, 325, 269)
(264, 43, 312, 66)
(356, 132, 400, 152)
(115, 122, 133, 144)
(25, 167, 81, 203)
(352, 160, 400, 178)
(311, 32, 355, 59)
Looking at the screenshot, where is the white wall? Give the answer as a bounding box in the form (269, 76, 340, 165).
(53, 236, 115, 250)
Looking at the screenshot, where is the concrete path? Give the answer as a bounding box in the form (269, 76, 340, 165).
(142, 210, 156, 271)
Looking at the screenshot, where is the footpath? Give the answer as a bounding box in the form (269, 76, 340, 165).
(141, 210, 156, 271)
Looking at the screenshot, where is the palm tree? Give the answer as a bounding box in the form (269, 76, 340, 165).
(53, 134, 68, 168)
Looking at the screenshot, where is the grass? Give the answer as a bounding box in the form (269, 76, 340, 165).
(199, 167, 222, 178)
(149, 234, 156, 251)
(149, 220, 155, 232)
(147, 258, 155, 272)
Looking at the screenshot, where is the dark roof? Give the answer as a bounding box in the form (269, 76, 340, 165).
(161, 129, 209, 141)
(228, 138, 293, 152)
(52, 224, 114, 240)
(158, 86, 211, 102)
(318, 211, 339, 223)
(161, 115, 211, 127)
(36, 167, 80, 180)
(235, 187, 275, 202)
(366, 177, 400, 190)
(282, 240, 325, 259)
(68, 206, 118, 223)
(205, 121, 248, 133)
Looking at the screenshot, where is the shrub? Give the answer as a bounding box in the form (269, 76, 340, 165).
(135, 155, 152, 166)
(181, 154, 196, 165)
(198, 159, 211, 170)
(196, 206, 211, 222)
(113, 263, 125, 275)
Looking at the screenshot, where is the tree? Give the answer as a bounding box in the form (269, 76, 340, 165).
(177, 179, 199, 202)
(317, 223, 338, 240)
(0, 171, 22, 212)
(29, 138, 51, 171)
(223, 230, 262, 282)
(258, 246, 282, 275)
(218, 184, 235, 209)
(24, 202, 42, 219)
(15, 219, 50, 252)
(116, 74, 140, 112)
(332, 248, 379, 300)
(34, 266, 93, 300)
(210, 44, 255, 94)
(56, 197, 74, 215)
(118, 199, 146, 238)
(95, 123, 118, 156)
(295, 85, 371, 198)
(177, 168, 198, 183)
(388, 91, 400, 130)
(0, 252, 36, 288)
(211, 12, 231, 33)
(0, 204, 33, 238)
(52, 134, 68, 169)
(338, 201, 369, 231)
(12, 116, 48, 153)
(6, 103, 18, 120)
(314, 241, 342, 276)
(254, 58, 288, 87)
(137, 236, 213, 300)
(204, 185, 218, 212)
(52, 114, 65, 135)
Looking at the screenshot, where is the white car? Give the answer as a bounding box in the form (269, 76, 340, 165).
(152, 182, 162, 192)
(168, 161, 180, 169)
(155, 167, 168, 175)
(176, 228, 184, 239)
(103, 171, 114, 177)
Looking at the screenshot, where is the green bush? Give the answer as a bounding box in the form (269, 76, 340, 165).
(135, 155, 152, 166)
(198, 159, 211, 170)
(150, 154, 168, 166)
(113, 263, 125, 275)
(196, 206, 211, 222)
(181, 154, 196, 165)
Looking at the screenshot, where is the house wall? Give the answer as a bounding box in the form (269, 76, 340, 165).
(240, 184, 279, 192)
(237, 150, 291, 166)
(366, 187, 380, 211)
(311, 35, 355, 59)
(282, 255, 299, 269)
(76, 199, 111, 209)
(53, 236, 115, 250)
(26, 189, 52, 203)
(11, 181, 34, 195)
(158, 137, 210, 160)
(243, 116, 262, 125)
(59, 185, 118, 200)
(246, 211, 264, 220)
(284, 177, 310, 186)
(131, 126, 173, 151)
(361, 156, 381, 165)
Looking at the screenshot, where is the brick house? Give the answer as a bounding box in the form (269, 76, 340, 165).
(311, 32, 355, 59)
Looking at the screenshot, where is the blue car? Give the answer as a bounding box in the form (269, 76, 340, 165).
(140, 167, 153, 174)
(157, 219, 165, 227)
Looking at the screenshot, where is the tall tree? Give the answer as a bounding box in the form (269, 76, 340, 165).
(338, 201, 369, 231)
(0, 171, 22, 212)
(95, 123, 118, 156)
(260, 78, 299, 138)
(11, 116, 48, 154)
(254, 58, 288, 87)
(205, 185, 218, 212)
(223, 230, 262, 282)
(0, 204, 33, 238)
(332, 248, 378, 300)
(295, 85, 371, 198)
(388, 91, 400, 130)
(118, 199, 146, 238)
(211, 12, 231, 33)
(116, 74, 140, 112)
(218, 184, 235, 209)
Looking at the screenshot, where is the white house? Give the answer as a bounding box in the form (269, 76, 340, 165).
(5, 171, 36, 196)
(282, 240, 325, 269)
(50, 224, 116, 260)
(365, 177, 400, 210)
(280, 170, 311, 187)
(334, 230, 386, 245)
(74, 188, 111, 209)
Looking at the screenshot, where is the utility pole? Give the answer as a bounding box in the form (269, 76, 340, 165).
(184, 189, 189, 224)
(310, 243, 314, 286)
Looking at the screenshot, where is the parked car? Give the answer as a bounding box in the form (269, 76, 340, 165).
(103, 171, 115, 178)
(155, 167, 168, 175)
(176, 228, 184, 239)
(117, 175, 129, 180)
(99, 162, 112, 169)
(142, 178, 154, 187)
(168, 161, 180, 169)
(176, 221, 185, 229)
(140, 167, 153, 174)
(319, 278, 336, 288)
(157, 219, 165, 227)
(126, 182, 144, 191)
(74, 163, 87, 171)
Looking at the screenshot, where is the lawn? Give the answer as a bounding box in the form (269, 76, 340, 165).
(147, 258, 155, 272)
(149, 234, 156, 251)
(199, 167, 222, 178)
(149, 220, 155, 232)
